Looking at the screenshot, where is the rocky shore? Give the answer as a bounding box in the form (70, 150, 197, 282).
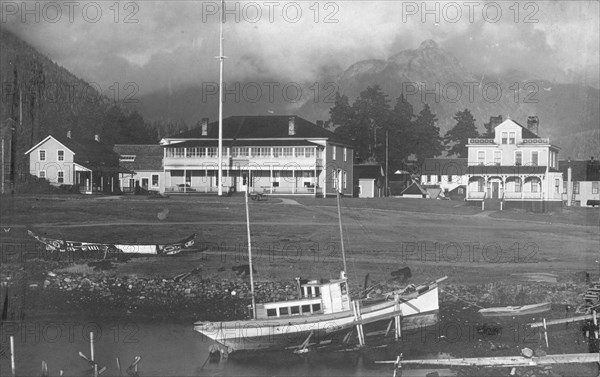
(1, 260, 591, 323)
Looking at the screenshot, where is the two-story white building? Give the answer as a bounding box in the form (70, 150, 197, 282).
(160, 116, 354, 197)
(24, 132, 121, 194)
(465, 119, 563, 211)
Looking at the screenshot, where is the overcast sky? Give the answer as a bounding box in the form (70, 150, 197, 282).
(3, 1, 599, 95)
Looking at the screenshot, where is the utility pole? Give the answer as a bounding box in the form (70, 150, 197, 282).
(217, 0, 227, 196)
(385, 128, 389, 197)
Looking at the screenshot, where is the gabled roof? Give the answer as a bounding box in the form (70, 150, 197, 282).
(420, 158, 468, 175)
(25, 134, 119, 169)
(500, 119, 540, 139)
(167, 116, 352, 146)
(114, 144, 164, 171)
(400, 182, 428, 196)
(354, 164, 384, 180)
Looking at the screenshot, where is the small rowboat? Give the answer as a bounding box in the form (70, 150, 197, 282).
(478, 302, 551, 317)
(27, 230, 196, 256)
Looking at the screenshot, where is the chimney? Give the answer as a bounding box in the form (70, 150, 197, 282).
(201, 118, 209, 136)
(94, 134, 100, 142)
(288, 116, 296, 136)
(67, 130, 72, 139)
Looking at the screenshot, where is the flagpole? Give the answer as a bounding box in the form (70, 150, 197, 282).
(217, 0, 224, 196)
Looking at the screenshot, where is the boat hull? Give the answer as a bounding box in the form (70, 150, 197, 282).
(478, 302, 551, 317)
(195, 286, 440, 352)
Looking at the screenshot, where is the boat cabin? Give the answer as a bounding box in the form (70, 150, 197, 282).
(254, 271, 351, 319)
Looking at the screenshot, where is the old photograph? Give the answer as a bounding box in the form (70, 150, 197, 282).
(1, 1, 599, 376)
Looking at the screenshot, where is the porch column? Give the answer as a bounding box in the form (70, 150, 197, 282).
(270, 164, 273, 194)
(90, 171, 93, 192)
(184, 168, 187, 193)
(521, 176, 524, 200)
(293, 169, 296, 194)
(314, 165, 317, 198)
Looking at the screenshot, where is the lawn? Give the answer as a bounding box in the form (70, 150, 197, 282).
(1, 193, 598, 287)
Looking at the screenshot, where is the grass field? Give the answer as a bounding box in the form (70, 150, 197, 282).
(1, 194, 598, 288)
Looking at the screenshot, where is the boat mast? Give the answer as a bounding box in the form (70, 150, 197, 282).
(245, 190, 257, 318)
(217, 0, 225, 196)
(336, 174, 348, 274)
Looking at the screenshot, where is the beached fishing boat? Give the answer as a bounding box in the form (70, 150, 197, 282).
(478, 302, 551, 317)
(27, 230, 196, 256)
(194, 189, 445, 353)
(194, 271, 444, 352)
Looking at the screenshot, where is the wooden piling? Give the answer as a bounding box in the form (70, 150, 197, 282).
(10, 335, 15, 377)
(543, 318, 549, 348)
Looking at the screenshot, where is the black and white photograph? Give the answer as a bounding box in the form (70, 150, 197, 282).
(1, 1, 599, 376)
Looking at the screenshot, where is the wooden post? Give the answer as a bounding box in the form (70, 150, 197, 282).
(10, 335, 15, 377)
(543, 318, 549, 348)
(594, 310, 598, 339)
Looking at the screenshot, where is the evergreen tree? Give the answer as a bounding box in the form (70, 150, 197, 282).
(444, 108, 479, 157)
(482, 115, 503, 138)
(413, 104, 444, 160)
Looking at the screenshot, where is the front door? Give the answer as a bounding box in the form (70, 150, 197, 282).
(241, 173, 249, 192)
(492, 182, 499, 198)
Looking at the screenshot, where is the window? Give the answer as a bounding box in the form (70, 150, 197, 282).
(437, 175, 442, 183)
(447, 175, 452, 182)
(305, 148, 315, 158)
(563, 181, 567, 193)
(57, 150, 64, 161)
(251, 147, 261, 157)
(515, 178, 522, 193)
(291, 306, 300, 315)
(267, 308, 277, 317)
(207, 147, 217, 157)
(531, 179, 540, 193)
(458, 188, 464, 195)
(120, 154, 135, 162)
(57, 171, 64, 183)
(39, 150, 46, 161)
(343, 171, 347, 189)
(554, 178, 560, 193)
(332, 146, 336, 160)
(509, 132, 515, 144)
(279, 307, 289, 316)
(301, 304, 311, 313)
(261, 147, 270, 157)
(39, 171, 46, 179)
(314, 287, 320, 296)
(273, 147, 282, 157)
(295, 148, 304, 158)
(239, 147, 249, 157)
(593, 182, 599, 194)
(340, 282, 347, 294)
(282, 147, 293, 157)
(501, 132, 508, 144)
(515, 151, 522, 166)
(478, 151, 485, 165)
(343, 147, 347, 161)
(531, 151, 538, 166)
(494, 151, 501, 165)
(574, 182, 580, 194)
(311, 303, 321, 312)
(332, 169, 338, 189)
(152, 174, 159, 187)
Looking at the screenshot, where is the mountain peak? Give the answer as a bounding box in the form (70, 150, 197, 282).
(418, 40, 439, 50)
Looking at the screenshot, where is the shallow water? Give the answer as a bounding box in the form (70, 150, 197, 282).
(0, 304, 596, 377)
